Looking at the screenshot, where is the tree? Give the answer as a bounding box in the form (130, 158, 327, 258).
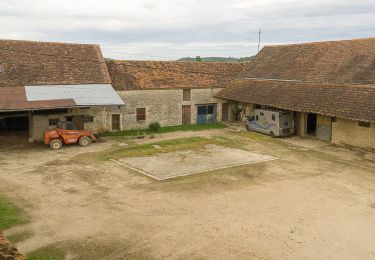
(195, 56, 202, 62)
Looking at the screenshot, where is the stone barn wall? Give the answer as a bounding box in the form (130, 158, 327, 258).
(117, 88, 226, 130)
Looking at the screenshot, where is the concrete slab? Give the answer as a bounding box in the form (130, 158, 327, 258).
(115, 144, 278, 180)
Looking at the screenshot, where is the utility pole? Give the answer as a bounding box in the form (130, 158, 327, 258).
(258, 28, 262, 53)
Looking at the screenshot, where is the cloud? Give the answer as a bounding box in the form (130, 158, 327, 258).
(1, 0, 375, 59)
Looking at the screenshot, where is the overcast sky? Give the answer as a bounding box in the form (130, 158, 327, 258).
(1, 0, 375, 60)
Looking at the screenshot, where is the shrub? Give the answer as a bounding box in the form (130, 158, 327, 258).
(149, 122, 161, 132)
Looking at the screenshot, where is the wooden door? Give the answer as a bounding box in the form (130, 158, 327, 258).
(316, 115, 332, 142)
(112, 114, 120, 131)
(182, 105, 191, 125)
(222, 103, 229, 122)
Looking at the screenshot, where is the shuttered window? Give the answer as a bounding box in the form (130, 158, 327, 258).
(136, 108, 146, 121)
(183, 89, 191, 101)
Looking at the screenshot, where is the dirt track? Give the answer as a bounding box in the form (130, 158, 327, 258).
(1, 129, 375, 259)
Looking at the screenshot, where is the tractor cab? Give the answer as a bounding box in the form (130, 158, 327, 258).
(57, 121, 77, 130)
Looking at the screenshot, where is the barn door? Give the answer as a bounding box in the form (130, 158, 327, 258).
(222, 103, 229, 122)
(182, 105, 191, 125)
(316, 115, 332, 142)
(112, 114, 120, 131)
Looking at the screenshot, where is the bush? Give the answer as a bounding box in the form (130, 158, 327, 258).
(149, 122, 161, 132)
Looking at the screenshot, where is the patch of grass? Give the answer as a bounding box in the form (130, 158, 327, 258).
(7, 230, 34, 244)
(107, 137, 214, 159)
(99, 123, 227, 137)
(27, 245, 65, 260)
(0, 196, 28, 230)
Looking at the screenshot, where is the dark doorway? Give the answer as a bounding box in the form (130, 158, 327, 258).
(0, 112, 29, 145)
(307, 113, 317, 134)
(72, 116, 84, 130)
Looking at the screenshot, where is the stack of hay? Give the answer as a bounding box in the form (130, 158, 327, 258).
(0, 231, 26, 260)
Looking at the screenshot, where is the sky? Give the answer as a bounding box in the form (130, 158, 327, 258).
(1, 0, 375, 60)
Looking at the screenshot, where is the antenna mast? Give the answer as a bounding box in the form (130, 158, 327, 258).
(258, 28, 262, 53)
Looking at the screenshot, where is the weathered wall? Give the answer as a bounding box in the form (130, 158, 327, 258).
(31, 106, 123, 141)
(117, 88, 225, 130)
(332, 118, 375, 149)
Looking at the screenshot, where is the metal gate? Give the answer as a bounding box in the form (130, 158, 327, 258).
(197, 104, 217, 124)
(316, 115, 332, 142)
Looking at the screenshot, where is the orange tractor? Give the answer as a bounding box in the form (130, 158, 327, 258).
(44, 121, 99, 150)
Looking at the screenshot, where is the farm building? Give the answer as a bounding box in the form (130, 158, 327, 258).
(0, 39, 124, 142)
(106, 60, 244, 130)
(216, 38, 375, 150)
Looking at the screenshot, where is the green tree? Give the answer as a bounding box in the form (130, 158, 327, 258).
(195, 56, 202, 62)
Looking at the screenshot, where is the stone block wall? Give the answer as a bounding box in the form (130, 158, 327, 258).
(117, 88, 226, 130)
(332, 118, 375, 149)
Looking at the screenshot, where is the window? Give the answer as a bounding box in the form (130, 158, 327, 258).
(254, 104, 262, 109)
(260, 112, 264, 116)
(358, 121, 371, 128)
(49, 118, 59, 126)
(136, 108, 146, 121)
(183, 89, 191, 101)
(272, 114, 275, 121)
(83, 115, 94, 123)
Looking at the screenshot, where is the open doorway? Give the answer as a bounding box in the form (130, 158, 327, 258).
(306, 113, 317, 135)
(0, 112, 29, 145)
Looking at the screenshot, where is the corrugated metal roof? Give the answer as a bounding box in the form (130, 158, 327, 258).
(25, 84, 124, 106)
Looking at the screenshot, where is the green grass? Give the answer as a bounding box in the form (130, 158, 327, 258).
(27, 245, 65, 260)
(7, 230, 34, 244)
(0, 196, 28, 230)
(107, 137, 214, 159)
(99, 123, 227, 137)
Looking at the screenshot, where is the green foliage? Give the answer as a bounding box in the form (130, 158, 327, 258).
(149, 122, 161, 132)
(99, 123, 227, 137)
(0, 196, 28, 230)
(27, 245, 65, 260)
(195, 56, 202, 62)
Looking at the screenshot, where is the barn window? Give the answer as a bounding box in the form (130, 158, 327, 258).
(49, 118, 59, 126)
(183, 89, 191, 101)
(358, 121, 371, 128)
(136, 108, 146, 121)
(83, 115, 94, 123)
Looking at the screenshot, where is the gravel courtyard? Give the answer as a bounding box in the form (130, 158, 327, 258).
(117, 144, 277, 180)
(1, 128, 375, 259)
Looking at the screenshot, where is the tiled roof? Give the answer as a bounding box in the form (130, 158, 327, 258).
(106, 60, 245, 90)
(0, 39, 111, 87)
(216, 79, 375, 123)
(239, 38, 375, 85)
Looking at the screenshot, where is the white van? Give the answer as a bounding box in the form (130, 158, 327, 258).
(246, 109, 294, 137)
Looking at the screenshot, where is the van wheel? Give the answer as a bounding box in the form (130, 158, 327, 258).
(50, 139, 62, 150)
(270, 131, 275, 137)
(79, 136, 91, 147)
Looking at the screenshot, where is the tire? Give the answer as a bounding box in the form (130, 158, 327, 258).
(79, 136, 91, 147)
(50, 139, 62, 150)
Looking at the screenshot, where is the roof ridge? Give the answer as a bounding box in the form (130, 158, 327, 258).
(264, 37, 375, 48)
(0, 38, 99, 47)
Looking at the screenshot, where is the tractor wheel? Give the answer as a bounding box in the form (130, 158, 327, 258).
(79, 136, 91, 147)
(50, 139, 62, 150)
